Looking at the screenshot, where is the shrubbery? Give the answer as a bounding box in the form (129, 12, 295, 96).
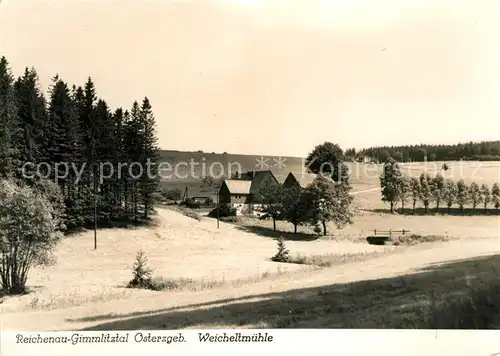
(180, 198, 201, 209)
(162, 188, 182, 202)
(208, 204, 236, 218)
(0, 180, 63, 294)
(220, 216, 238, 223)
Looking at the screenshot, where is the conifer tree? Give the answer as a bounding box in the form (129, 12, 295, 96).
(12, 68, 47, 179)
(0, 57, 18, 178)
(124, 101, 142, 223)
(46, 76, 84, 229)
(1, 57, 161, 230)
(138, 97, 160, 219)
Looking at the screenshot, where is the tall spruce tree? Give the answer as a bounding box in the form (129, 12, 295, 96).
(77, 78, 99, 226)
(46, 76, 85, 229)
(112, 107, 126, 220)
(0, 57, 18, 178)
(138, 97, 160, 219)
(1, 57, 160, 230)
(13, 68, 47, 180)
(94, 99, 114, 224)
(124, 101, 142, 223)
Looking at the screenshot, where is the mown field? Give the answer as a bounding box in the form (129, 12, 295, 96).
(159, 150, 499, 212)
(1, 156, 499, 330)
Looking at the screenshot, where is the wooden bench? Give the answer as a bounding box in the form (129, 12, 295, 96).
(367, 229, 410, 245)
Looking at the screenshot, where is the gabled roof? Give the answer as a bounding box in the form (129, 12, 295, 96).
(285, 172, 335, 188)
(249, 170, 279, 195)
(273, 173, 288, 185)
(222, 180, 252, 195)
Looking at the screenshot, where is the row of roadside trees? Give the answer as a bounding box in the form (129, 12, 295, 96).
(380, 158, 500, 214)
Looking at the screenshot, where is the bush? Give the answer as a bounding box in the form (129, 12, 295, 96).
(127, 250, 154, 289)
(392, 233, 448, 245)
(0, 180, 63, 295)
(162, 188, 182, 201)
(220, 216, 238, 223)
(204, 196, 214, 206)
(181, 198, 201, 209)
(208, 204, 236, 218)
(148, 277, 197, 291)
(271, 237, 290, 263)
(180, 208, 202, 221)
(366, 235, 390, 245)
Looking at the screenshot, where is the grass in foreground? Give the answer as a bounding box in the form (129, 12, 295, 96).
(289, 249, 396, 267)
(77, 253, 500, 330)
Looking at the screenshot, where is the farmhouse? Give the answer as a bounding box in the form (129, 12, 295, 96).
(218, 170, 280, 215)
(218, 170, 337, 216)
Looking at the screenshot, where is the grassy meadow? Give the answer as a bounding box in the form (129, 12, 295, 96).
(1, 152, 499, 330)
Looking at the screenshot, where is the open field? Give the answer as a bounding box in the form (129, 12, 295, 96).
(159, 151, 500, 212)
(1, 157, 499, 330)
(1, 203, 499, 330)
(0, 208, 396, 314)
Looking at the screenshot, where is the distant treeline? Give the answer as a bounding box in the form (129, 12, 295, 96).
(346, 141, 500, 163)
(0, 56, 160, 232)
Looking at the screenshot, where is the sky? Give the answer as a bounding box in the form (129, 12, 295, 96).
(1, 0, 499, 157)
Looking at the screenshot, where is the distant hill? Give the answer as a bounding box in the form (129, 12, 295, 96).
(158, 150, 305, 182)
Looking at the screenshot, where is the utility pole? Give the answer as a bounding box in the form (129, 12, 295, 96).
(216, 184, 220, 229)
(92, 143, 97, 250)
(94, 173, 97, 250)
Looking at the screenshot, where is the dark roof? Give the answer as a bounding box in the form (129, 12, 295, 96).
(284, 172, 335, 188)
(249, 170, 278, 195)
